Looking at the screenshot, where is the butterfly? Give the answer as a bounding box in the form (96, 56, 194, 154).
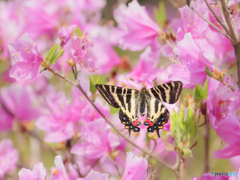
(95, 81, 183, 138)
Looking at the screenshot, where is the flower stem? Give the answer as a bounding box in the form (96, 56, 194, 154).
(204, 0, 230, 34)
(204, 120, 210, 173)
(234, 44, 240, 88)
(189, 6, 230, 39)
(45, 67, 177, 172)
(181, 158, 186, 180)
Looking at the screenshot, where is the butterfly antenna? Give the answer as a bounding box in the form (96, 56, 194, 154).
(157, 130, 161, 138)
(129, 78, 136, 82)
(145, 78, 158, 87)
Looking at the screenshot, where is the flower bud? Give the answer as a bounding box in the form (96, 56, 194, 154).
(205, 66, 214, 78)
(67, 58, 76, 67)
(183, 147, 192, 158)
(170, 105, 197, 159)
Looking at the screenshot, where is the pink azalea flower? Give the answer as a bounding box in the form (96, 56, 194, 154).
(87, 25, 121, 74)
(58, 25, 77, 46)
(0, 106, 13, 132)
(36, 92, 75, 143)
(177, 5, 208, 41)
(230, 156, 240, 171)
(0, 139, 19, 179)
(0, 1, 21, 58)
(71, 33, 97, 72)
(71, 119, 120, 159)
(115, 0, 161, 51)
(174, 33, 213, 69)
(205, 28, 235, 64)
(206, 79, 240, 159)
(81, 101, 110, 123)
(68, 164, 79, 180)
(51, 155, 69, 180)
(150, 136, 177, 166)
(20, 1, 59, 39)
(192, 172, 229, 180)
(168, 63, 207, 88)
(0, 83, 40, 130)
(122, 152, 149, 180)
(8, 34, 43, 81)
(77, 0, 106, 12)
(129, 46, 161, 88)
(77, 170, 109, 180)
(168, 33, 214, 88)
(19, 162, 47, 180)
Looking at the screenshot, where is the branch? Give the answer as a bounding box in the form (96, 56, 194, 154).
(45, 67, 176, 172)
(203, 115, 210, 173)
(189, 6, 230, 39)
(46, 67, 76, 86)
(180, 158, 186, 180)
(76, 81, 175, 169)
(26, 129, 57, 157)
(172, 154, 181, 180)
(219, 0, 238, 44)
(204, 0, 230, 35)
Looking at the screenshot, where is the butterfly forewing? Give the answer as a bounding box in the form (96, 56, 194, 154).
(147, 81, 183, 104)
(95, 84, 138, 108)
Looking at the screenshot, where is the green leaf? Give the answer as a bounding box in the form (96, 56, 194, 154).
(185, 106, 197, 142)
(154, 1, 167, 28)
(188, 118, 197, 143)
(46, 44, 58, 64)
(205, 66, 213, 78)
(201, 79, 208, 100)
(90, 76, 97, 94)
(194, 84, 202, 103)
(177, 105, 185, 133)
(72, 28, 76, 36)
(76, 26, 83, 37)
(50, 49, 65, 64)
(170, 110, 177, 138)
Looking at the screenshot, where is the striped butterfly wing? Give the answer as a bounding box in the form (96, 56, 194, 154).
(119, 98, 141, 136)
(147, 81, 183, 104)
(95, 84, 138, 108)
(95, 84, 140, 135)
(144, 98, 169, 138)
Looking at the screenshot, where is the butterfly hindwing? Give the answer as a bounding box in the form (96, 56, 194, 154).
(95, 84, 138, 108)
(119, 99, 141, 136)
(144, 98, 169, 138)
(147, 81, 182, 104)
(96, 84, 140, 136)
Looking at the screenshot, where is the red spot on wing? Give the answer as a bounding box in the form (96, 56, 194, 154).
(133, 119, 140, 126)
(144, 119, 153, 127)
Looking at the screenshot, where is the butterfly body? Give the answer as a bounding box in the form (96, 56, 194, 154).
(95, 81, 182, 138)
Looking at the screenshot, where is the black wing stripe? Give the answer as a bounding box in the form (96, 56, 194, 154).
(127, 97, 131, 112)
(158, 86, 167, 102)
(95, 84, 139, 108)
(154, 87, 162, 101)
(154, 100, 158, 114)
(147, 81, 183, 104)
(97, 85, 115, 106)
